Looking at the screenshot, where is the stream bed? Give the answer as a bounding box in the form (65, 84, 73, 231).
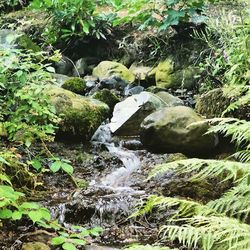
(34, 123, 170, 249)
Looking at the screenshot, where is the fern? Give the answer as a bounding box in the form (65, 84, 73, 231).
(148, 159, 250, 183)
(208, 118, 250, 149)
(207, 182, 250, 222)
(161, 216, 250, 250)
(132, 195, 215, 219)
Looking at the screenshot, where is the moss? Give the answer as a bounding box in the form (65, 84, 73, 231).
(60, 101, 108, 140)
(92, 89, 120, 111)
(93, 61, 135, 83)
(0, 150, 35, 190)
(47, 85, 109, 140)
(17, 34, 41, 53)
(155, 59, 199, 89)
(62, 77, 87, 95)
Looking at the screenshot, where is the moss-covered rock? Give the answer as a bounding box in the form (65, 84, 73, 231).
(45, 85, 109, 140)
(195, 88, 250, 119)
(92, 89, 121, 111)
(93, 61, 135, 83)
(22, 242, 50, 250)
(62, 77, 87, 95)
(154, 59, 199, 89)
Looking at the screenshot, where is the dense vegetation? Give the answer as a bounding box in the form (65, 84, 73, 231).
(0, 0, 249, 249)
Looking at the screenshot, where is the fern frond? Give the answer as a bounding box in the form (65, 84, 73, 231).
(208, 118, 250, 148)
(148, 159, 250, 183)
(161, 216, 250, 250)
(208, 182, 250, 221)
(131, 195, 215, 218)
(232, 150, 250, 163)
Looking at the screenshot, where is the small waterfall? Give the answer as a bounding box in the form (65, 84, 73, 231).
(91, 124, 141, 191)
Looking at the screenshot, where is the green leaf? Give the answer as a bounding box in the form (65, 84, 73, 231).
(39, 208, 51, 221)
(50, 161, 61, 173)
(61, 162, 74, 175)
(62, 242, 77, 250)
(12, 211, 22, 220)
(30, 159, 42, 171)
(20, 202, 40, 210)
(51, 236, 66, 245)
(0, 209, 13, 219)
(0, 174, 12, 185)
(70, 239, 86, 245)
(0, 156, 10, 165)
(28, 210, 42, 223)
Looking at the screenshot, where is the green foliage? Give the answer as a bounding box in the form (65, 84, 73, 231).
(148, 158, 250, 183)
(51, 226, 103, 249)
(196, 2, 250, 113)
(0, 184, 51, 224)
(208, 118, 250, 163)
(0, 48, 60, 146)
(29, 0, 112, 43)
(113, 0, 215, 31)
(49, 158, 74, 175)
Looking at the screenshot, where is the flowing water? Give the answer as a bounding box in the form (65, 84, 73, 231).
(91, 124, 141, 192)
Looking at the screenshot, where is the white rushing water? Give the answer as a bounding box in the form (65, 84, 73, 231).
(91, 124, 141, 190)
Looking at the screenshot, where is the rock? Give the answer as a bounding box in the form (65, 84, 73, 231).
(22, 242, 50, 250)
(93, 61, 135, 83)
(92, 89, 121, 111)
(155, 91, 184, 107)
(195, 88, 250, 119)
(99, 76, 128, 90)
(109, 92, 167, 136)
(140, 106, 218, 155)
(129, 63, 152, 81)
(154, 59, 199, 89)
(45, 85, 109, 140)
(0, 29, 40, 52)
(51, 73, 70, 87)
(62, 77, 87, 95)
(124, 85, 144, 96)
(84, 75, 98, 90)
(55, 56, 72, 75)
(73, 58, 88, 76)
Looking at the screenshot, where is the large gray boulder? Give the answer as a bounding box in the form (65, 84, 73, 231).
(109, 91, 167, 136)
(45, 85, 109, 140)
(140, 106, 218, 155)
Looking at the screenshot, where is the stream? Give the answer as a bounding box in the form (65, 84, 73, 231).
(46, 123, 165, 248)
